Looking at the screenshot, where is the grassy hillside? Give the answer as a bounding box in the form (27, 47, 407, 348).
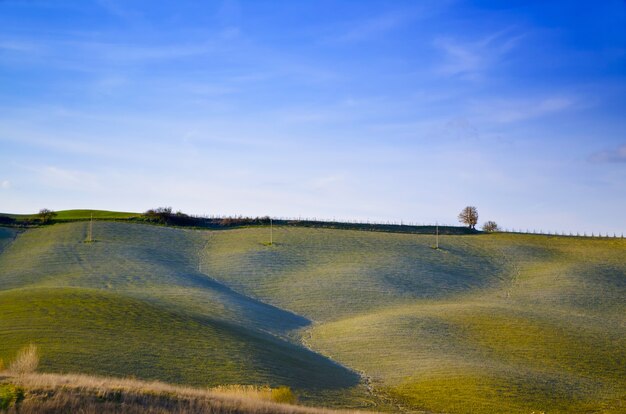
(199, 228, 626, 413)
(0, 288, 357, 390)
(0, 222, 361, 406)
(0, 222, 624, 413)
(201, 228, 504, 322)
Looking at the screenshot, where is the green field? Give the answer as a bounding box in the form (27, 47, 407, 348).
(0, 221, 624, 412)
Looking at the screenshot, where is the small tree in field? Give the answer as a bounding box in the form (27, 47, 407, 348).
(38, 208, 57, 224)
(482, 221, 499, 232)
(458, 206, 478, 229)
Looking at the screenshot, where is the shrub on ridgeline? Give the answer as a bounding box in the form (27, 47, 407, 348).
(8, 344, 39, 375)
(143, 207, 173, 224)
(143, 207, 200, 226)
(38, 208, 57, 224)
(482, 221, 500, 232)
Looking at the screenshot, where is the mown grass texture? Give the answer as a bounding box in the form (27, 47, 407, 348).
(199, 228, 625, 413)
(0, 222, 624, 413)
(0, 222, 360, 406)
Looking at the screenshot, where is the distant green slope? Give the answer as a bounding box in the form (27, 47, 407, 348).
(0, 223, 624, 413)
(2, 209, 140, 221)
(53, 209, 141, 220)
(0, 209, 476, 235)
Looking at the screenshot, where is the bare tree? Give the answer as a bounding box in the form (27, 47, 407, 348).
(482, 221, 499, 232)
(38, 208, 57, 224)
(458, 206, 478, 229)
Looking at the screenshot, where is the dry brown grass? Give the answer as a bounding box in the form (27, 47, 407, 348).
(210, 384, 297, 404)
(7, 344, 38, 375)
(0, 372, 376, 414)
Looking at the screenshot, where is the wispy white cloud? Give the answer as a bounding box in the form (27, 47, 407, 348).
(0, 180, 10, 190)
(72, 40, 216, 62)
(310, 174, 347, 191)
(34, 166, 103, 192)
(96, 0, 142, 22)
(332, 12, 408, 43)
(589, 144, 626, 163)
(326, 0, 455, 44)
(434, 27, 526, 80)
(0, 40, 39, 52)
(1, 0, 624, 233)
(471, 96, 576, 123)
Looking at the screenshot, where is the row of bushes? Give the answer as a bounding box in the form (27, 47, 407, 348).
(1, 207, 478, 235)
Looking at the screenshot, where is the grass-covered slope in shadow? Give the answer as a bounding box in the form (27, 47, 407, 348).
(0, 288, 356, 391)
(0, 227, 18, 254)
(0, 222, 359, 401)
(0, 222, 307, 335)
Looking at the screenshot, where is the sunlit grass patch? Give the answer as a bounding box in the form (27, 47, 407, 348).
(387, 369, 621, 414)
(210, 384, 297, 404)
(444, 309, 626, 382)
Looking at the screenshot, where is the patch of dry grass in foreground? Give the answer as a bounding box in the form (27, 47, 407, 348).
(0, 372, 375, 414)
(6, 344, 38, 376)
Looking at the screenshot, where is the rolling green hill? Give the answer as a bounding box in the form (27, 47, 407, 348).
(202, 228, 626, 413)
(0, 221, 624, 413)
(1, 209, 140, 221)
(0, 222, 361, 407)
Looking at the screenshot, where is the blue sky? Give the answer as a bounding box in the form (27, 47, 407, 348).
(1, 0, 625, 234)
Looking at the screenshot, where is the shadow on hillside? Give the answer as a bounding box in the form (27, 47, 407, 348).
(181, 270, 310, 335)
(169, 275, 361, 390)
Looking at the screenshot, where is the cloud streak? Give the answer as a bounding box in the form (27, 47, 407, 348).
(467, 95, 576, 124)
(1, 1, 625, 234)
(331, 12, 408, 43)
(589, 144, 626, 163)
(433, 27, 526, 80)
